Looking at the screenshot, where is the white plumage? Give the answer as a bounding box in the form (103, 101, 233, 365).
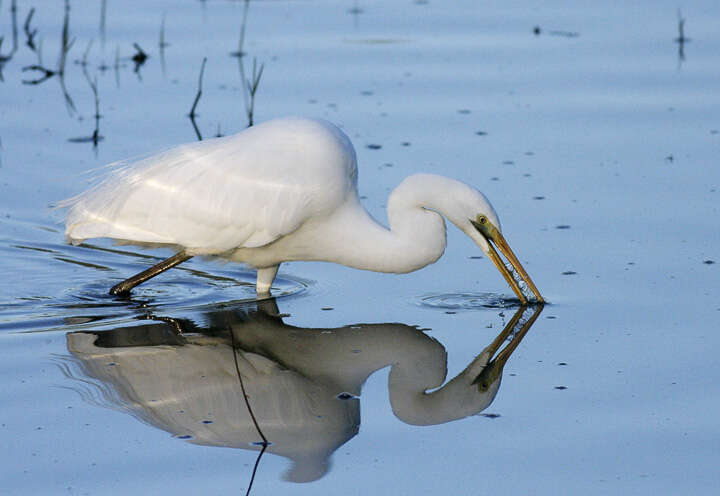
(65, 118, 356, 252)
(62, 117, 543, 302)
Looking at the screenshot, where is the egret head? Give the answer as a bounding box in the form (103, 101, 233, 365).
(467, 211, 544, 304)
(438, 179, 543, 304)
(392, 174, 544, 303)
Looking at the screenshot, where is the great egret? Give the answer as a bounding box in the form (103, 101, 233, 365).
(62, 117, 543, 303)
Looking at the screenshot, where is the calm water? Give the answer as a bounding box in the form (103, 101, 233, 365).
(1, 1, 719, 494)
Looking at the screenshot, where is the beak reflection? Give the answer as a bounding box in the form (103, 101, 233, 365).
(473, 303, 544, 391)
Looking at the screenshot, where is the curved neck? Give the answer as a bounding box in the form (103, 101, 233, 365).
(306, 185, 448, 274)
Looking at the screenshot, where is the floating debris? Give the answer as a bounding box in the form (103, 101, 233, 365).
(366, 144, 382, 150)
(68, 135, 104, 144)
(131, 43, 148, 73)
(533, 26, 579, 37)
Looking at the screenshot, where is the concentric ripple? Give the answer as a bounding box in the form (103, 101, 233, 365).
(418, 292, 525, 310)
(0, 232, 310, 334)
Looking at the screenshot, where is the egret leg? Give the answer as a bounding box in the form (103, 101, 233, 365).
(256, 265, 279, 295)
(109, 252, 193, 296)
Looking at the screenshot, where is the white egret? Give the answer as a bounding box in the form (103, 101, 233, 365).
(62, 117, 543, 303)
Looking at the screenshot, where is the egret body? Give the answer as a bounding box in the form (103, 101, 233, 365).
(63, 117, 543, 302)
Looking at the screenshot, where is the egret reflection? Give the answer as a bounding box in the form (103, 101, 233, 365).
(62, 301, 542, 484)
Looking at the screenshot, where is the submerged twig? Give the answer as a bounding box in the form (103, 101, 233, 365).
(674, 9, 690, 67)
(90, 76, 102, 147)
(69, 42, 104, 149)
(68, 75, 103, 148)
(159, 13, 169, 75)
(57, 0, 74, 76)
(189, 57, 207, 118)
(675, 11, 687, 43)
(113, 45, 121, 87)
(188, 57, 207, 141)
(0, 0, 19, 79)
(348, 0, 363, 28)
(10, 0, 18, 53)
(230, 0, 250, 58)
(79, 39, 93, 70)
(241, 57, 264, 127)
(23, 7, 37, 51)
(21, 64, 54, 84)
(58, 1, 76, 114)
(35, 37, 44, 66)
(22, 0, 76, 113)
(159, 14, 169, 49)
(100, 0, 107, 43)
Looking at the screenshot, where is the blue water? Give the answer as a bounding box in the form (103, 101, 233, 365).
(1, 1, 719, 494)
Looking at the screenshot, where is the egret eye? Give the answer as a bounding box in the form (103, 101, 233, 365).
(478, 216, 487, 224)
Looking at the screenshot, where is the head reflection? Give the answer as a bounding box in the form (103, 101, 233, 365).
(64, 300, 542, 483)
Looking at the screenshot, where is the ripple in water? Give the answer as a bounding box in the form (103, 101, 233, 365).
(1, 266, 309, 334)
(418, 292, 524, 310)
(109, 270, 309, 312)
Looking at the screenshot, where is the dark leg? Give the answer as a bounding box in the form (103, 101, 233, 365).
(109, 252, 193, 295)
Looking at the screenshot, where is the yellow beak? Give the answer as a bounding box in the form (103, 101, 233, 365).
(471, 218, 544, 305)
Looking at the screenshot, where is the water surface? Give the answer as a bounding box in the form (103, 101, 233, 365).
(1, 1, 719, 494)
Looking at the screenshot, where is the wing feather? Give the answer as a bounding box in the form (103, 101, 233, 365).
(63, 118, 357, 254)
